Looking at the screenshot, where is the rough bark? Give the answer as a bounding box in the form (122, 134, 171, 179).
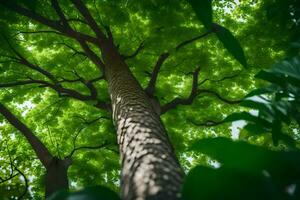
(102, 39, 184, 200)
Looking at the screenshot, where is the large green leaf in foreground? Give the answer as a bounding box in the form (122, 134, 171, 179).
(182, 137, 300, 200)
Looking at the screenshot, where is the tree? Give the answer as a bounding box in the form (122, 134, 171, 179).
(0, 0, 298, 199)
(0, 102, 113, 197)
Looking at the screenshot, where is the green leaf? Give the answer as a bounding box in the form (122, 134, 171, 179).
(189, 137, 272, 172)
(256, 56, 300, 87)
(189, 137, 300, 181)
(243, 123, 267, 134)
(245, 85, 279, 97)
(224, 112, 270, 127)
(182, 165, 272, 200)
(214, 24, 247, 67)
(187, 0, 212, 29)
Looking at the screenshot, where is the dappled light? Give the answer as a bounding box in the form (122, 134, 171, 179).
(0, 0, 299, 199)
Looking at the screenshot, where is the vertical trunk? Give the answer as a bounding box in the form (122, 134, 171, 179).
(45, 158, 70, 197)
(102, 40, 184, 200)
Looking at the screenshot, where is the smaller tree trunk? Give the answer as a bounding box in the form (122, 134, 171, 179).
(45, 157, 70, 197)
(0, 103, 71, 198)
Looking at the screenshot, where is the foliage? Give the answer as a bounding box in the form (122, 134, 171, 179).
(0, 0, 298, 199)
(181, 25, 300, 200)
(224, 56, 300, 147)
(187, 0, 247, 67)
(182, 138, 300, 200)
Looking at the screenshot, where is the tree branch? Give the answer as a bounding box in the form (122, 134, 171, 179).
(0, 172, 19, 184)
(145, 52, 170, 97)
(58, 42, 86, 57)
(73, 115, 109, 125)
(77, 39, 106, 72)
(1, 1, 106, 80)
(122, 41, 145, 60)
(14, 30, 64, 37)
(0, 79, 48, 88)
(18, 59, 57, 82)
(160, 72, 242, 114)
(161, 67, 200, 114)
(67, 18, 88, 25)
(0, 103, 53, 167)
(70, 0, 107, 42)
(1, 36, 107, 109)
(0, 1, 99, 44)
(145, 30, 212, 97)
(1, 36, 58, 83)
(175, 30, 213, 50)
(199, 72, 241, 86)
(66, 115, 111, 158)
(198, 89, 243, 104)
(67, 141, 110, 158)
(0, 76, 110, 111)
(14, 164, 29, 199)
(190, 119, 225, 127)
(50, 0, 71, 28)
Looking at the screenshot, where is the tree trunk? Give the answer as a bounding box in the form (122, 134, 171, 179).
(102, 39, 184, 200)
(45, 157, 70, 197)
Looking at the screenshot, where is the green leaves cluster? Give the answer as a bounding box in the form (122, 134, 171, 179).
(187, 0, 247, 67)
(225, 56, 300, 146)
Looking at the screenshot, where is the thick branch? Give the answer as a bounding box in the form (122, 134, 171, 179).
(77, 39, 106, 71)
(50, 0, 71, 28)
(145, 52, 170, 97)
(70, 0, 107, 41)
(146, 31, 211, 97)
(161, 74, 242, 114)
(19, 59, 57, 82)
(0, 1, 61, 31)
(161, 67, 200, 114)
(0, 103, 53, 167)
